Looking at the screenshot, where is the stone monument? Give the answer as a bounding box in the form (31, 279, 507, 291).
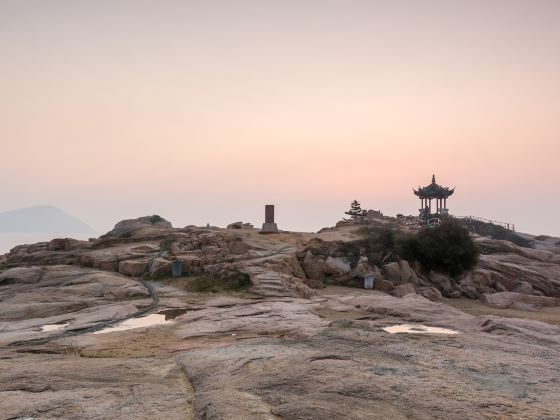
(260, 204, 279, 234)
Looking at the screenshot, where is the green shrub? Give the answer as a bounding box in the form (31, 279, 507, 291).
(402, 219, 479, 276)
(185, 271, 251, 293)
(343, 227, 408, 265)
(149, 215, 164, 224)
(159, 239, 173, 252)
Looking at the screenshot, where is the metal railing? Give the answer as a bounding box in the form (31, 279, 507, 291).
(458, 215, 515, 232)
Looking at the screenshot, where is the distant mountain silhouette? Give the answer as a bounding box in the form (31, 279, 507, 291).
(0, 205, 95, 234)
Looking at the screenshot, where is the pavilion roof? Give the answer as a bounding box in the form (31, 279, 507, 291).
(413, 175, 455, 199)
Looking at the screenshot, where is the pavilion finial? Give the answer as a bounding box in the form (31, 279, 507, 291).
(432, 174, 436, 184)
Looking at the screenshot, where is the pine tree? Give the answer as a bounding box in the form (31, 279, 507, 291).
(345, 200, 367, 219)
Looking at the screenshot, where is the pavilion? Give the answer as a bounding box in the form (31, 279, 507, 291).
(414, 175, 454, 217)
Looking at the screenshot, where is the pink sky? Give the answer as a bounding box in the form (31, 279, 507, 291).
(1, 1, 559, 235)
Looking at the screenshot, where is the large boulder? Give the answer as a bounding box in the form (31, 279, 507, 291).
(118, 259, 149, 277)
(149, 258, 172, 278)
(228, 239, 249, 255)
(370, 265, 394, 292)
(372, 277, 394, 292)
(325, 256, 352, 275)
(392, 283, 416, 298)
(458, 269, 494, 298)
(351, 256, 371, 278)
(429, 271, 453, 294)
(301, 251, 352, 281)
(176, 254, 203, 275)
(47, 238, 78, 251)
(0, 266, 150, 323)
(101, 215, 172, 239)
(476, 252, 560, 298)
(249, 271, 317, 299)
(227, 222, 243, 229)
(0, 267, 43, 285)
(382, 260, 419, 285)
(418, 287, 443, 302)
(513, 281, 534, 295)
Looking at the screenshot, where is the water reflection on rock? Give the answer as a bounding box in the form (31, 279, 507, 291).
(383, 323, 459, 335)
(93, 314, 171, 335)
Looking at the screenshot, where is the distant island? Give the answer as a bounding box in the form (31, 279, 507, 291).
(0, 205, 94, 234)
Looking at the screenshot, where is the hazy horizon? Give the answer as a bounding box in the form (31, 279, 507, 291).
(2, 1, 559, 236)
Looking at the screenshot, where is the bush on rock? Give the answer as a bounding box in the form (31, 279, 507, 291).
(402, 219, 479, 277)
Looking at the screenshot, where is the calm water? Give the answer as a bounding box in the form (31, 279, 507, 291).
(92, 314, 172, 334)
(41, 323, 68, 332)
(0, 233, 94, 254)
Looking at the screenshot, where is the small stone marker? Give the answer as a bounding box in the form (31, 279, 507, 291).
(171, 260, 183, 277)
(364, 274, 374, 289)
(260, 204, 279, 234)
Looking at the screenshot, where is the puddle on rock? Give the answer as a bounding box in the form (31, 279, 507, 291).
(93, 314, 172, 335)
(41, 323, 68, 332)
(383, 323, 459, 335)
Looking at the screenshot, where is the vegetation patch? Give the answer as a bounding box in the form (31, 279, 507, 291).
(349, 227, 411, 265)
(147, 270, 172, 281)
(159, 239, 173, 253)
(159, 271, 251, 293)
(329, 319, 354, 329)
(149, 215, 165, 224)
(402, 218, 479, 277)
(127, 293, 151, 300)
(185, 274, 251, 293)
(302, 227, 410, 269)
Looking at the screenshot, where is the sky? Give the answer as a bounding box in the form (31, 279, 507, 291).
(1, 0, 559, 235)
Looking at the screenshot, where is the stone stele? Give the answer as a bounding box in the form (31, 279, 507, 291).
(261, 204, 279, 234)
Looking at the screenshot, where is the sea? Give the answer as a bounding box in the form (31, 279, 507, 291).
(0, 233, 95, 255)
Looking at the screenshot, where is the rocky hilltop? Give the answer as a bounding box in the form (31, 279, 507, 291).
(1, 213, 560, 419)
